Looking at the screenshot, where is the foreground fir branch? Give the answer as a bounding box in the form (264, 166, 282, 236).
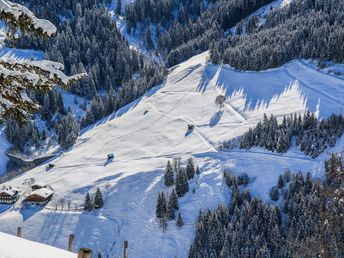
(0, 0, 85, 120)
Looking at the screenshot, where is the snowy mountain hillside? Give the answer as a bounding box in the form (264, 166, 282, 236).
(0, 52, 343, 257)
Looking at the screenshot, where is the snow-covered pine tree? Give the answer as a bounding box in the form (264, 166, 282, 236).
(164, 160, 174, 187)
(175, 168, 189, 197)
(56, 110, 79, 149)
(0, 0, 85, 120)
(195, 166, 200, 174)
(94, 188, 104, 209)
(186, 157, 195, 180)
(84, 192, 93, 212)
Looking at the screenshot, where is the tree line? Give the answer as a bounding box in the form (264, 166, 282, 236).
(124, 0, 274, 67)
(210, 0, 344, 71)
(189, 153, 344, 257)
(238, 112, 344, 158)
(156, 157, 200, 231)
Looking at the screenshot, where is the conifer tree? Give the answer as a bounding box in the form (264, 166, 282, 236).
(176, 212, 184, 227)
(94, 188, 104, 209)
(156, 192, 167, 219)
(164, 160, 174, 187)
(84, 192, 93, 212)
(277, 175, 284, 188)
(175, 168, 189, 197)
(186, 158, 195, 180)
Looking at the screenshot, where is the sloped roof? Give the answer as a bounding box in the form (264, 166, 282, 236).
(0, 189, 17, 197)
(28, 188, 54, 199)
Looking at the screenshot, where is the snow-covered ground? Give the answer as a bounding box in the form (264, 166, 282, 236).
(0, 52, 343, 257)
(0, 232, 76, 258)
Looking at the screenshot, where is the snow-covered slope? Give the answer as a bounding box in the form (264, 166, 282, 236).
(0, 232, 76, 258)
(0, 52, 343, 257)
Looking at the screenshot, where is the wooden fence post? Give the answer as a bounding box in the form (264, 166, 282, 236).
(16, 227, 21, 237)
(78, 248, 92, 258)
(123, 240, 128, 258)
(68, 234, 75, 252)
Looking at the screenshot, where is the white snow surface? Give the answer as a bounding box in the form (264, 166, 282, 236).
(0, 232, 76, 258)
(0, 52, 343, 257)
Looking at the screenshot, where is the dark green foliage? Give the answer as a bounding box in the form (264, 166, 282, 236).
(175, 168, 189, 197)
(237, 173, 249, 186)
(277, 175, 284, 188)
(237, 112, 344, 158)
(224, 171, 235, 187)
(156, 192, 167, 219)
(186, 158, 195, 180)
(164, 161, 174, 187)
(190, 155, 344, 258)
(195, 166, 200, 174)
(211, 0, 344, 71)
(56, 110, 79, 149)
(176, 212, 184, 227)
(94, 188, 104, 209)
(84, 192, 93, 212)
(125, 0, 274, 67)
(166, 189, 179, 220)
(269, 186, 280, 201)
(325, 153, 344, 188)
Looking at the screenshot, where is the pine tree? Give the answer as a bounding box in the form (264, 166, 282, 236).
(169, 189, 178, 210)
(84, 192, 93, 212)
(186, 158, 195, 180)
(278, 175, 285, 188)
(175, 168, 189, 197)
(94, 188, 104, 209)
(164, 161, 174, 187)
(196, 166, 200, 174)
(156, 192, 167, 219)
(166, 195, 175, 220)
(269, 186, 280, 201)
(176, 212, 184, 227)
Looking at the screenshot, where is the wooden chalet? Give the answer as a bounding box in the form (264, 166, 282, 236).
(25, 188, 54, 205)
(0, 188, 19, 204)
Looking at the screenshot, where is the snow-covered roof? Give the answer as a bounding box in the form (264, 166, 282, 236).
(0, 189, 17, 197)
(31, 181, 48, 188)
(28, 188, 54, 198)
(0, 232, 76, 258)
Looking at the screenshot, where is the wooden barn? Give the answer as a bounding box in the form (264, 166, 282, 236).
(0, 188, 19, 204)
(25, 188, 54, 205)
